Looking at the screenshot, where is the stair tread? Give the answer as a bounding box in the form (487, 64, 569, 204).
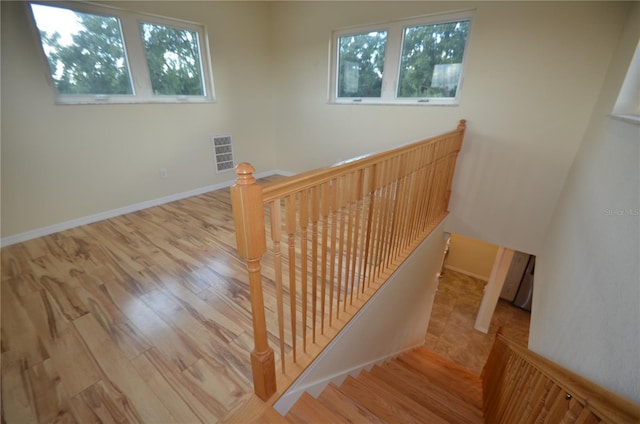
(384, 359, 483, 414)
(338, 373, 448, 424)
(286, 348, 485, 424)
(398, 347, 483, 408)
(371, 362, 483, 424)
(253, 407, 291, 424)
(337, 375, 423, 424)
(358, 371, 451, 424)
(286, 392, 351, 424)
(318, 383, 387, 424)
(406, 347, 483, 383)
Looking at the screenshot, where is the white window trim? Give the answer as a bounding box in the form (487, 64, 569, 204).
(329, 10, 474, 106)
(610, 39, 640, 126)
(27, 1, 216, 105)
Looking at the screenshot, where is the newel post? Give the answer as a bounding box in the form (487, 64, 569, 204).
(457, 118, 467, 133)
(230, 162, 276, 400)
(445, 119, 467, 209)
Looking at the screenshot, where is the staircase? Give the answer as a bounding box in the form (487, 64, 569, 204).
(226, 334, 640, 424)
(285, 347, 483, 424)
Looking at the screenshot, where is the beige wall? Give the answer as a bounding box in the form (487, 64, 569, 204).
(1, 1, 276, 238)
(530, 3, 640, 404)
(445, 233, 499, 281)
(268, 1, 626, 255)
(0, 1, 629, 257)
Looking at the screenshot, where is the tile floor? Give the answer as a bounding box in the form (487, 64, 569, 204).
(424, 268, 531, 374)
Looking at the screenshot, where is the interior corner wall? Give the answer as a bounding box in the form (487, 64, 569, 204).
(274, 221, 449, 414)
(445, 233, 499, 281)
(529, 3, 640, 403)
(0, 1, 277, 238)
(268, 1, 628, 255)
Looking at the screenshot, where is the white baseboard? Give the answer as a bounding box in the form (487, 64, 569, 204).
(270, 169, 295, 177)
(444, 265, 490, 282)
(273, 343, 421, 415)
(1, 169, 289, 247)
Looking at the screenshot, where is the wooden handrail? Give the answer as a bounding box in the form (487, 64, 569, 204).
(262, 120, 465, 202)
(231, 120, 466, 401)
(483, 331, 640, 423)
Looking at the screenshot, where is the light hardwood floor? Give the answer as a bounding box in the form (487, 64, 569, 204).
(1, 185, 274, 423)
(1, 180, 518, 423)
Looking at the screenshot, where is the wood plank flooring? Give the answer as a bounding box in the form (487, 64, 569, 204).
(1, 183, 282, 423)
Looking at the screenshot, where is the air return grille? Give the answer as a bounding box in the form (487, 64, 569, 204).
(212, 135, 234, 173)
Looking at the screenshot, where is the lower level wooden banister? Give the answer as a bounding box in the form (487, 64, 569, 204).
(482, 331, 640, 424)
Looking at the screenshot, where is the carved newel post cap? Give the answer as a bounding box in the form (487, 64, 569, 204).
(235, 162, 256, 185)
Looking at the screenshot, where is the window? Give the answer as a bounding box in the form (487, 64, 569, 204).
(338, 31, 387, 98)
(29, 1, 214, 104)
(330, 11, 473, 105)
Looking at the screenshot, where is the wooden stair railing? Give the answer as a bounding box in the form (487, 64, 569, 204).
(482, 331, 640, 423)
(230, 120, 466, 401)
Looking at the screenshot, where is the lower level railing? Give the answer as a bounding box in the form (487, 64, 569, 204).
(231, 120, 466, 400)
(483, 331, 640, 423)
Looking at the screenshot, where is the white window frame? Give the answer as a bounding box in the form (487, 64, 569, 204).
(329, 10, 474, 106)
(27, 1, 215, 105)
(611, 39, 640, 125)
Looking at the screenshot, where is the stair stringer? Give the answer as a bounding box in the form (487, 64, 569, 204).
(274, 219, 450, 415)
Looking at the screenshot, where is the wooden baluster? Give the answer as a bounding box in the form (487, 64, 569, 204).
(320, 182, 330, 334)
(410, 145, 423, 241)
(357, 167, 373, 298)
(269, 200, 286, 372)
(392, 152, 408, 258)
(328, 178, 338, 326)
(433, 154, 444, 218)
(404, 148, 418, 246)
(335, 175, 347, 319)
(286, 194, 297, 362)
(346, 170, 361, 309)
(368, 161, 387, 284)
(422, 144, 437, 231)
(444, 124, 464, 211)
(398, 152, 411, 251)
(396, 153, 410, 251)
(230, 163, 276, 400)
(443, 154, 456, 212)
(310, 186, 320, 343)
(361, 164, 377, 292)
(407, 146, 423, 244)
(299, 190, 309, 352)
(382, 156, 400, 270)
(432, 142, 447, 220)
(393, 154, 405, 260)
(427, 146, 442, 228)
(370, 161, 387, 287)
(385, 161, 396, 269)
(414, 144, 431, 238)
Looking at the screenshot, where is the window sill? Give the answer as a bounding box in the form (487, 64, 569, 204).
(329, 99, 460, 107)
(609, 113, 640, 126)
(54, 96, 215, 105)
